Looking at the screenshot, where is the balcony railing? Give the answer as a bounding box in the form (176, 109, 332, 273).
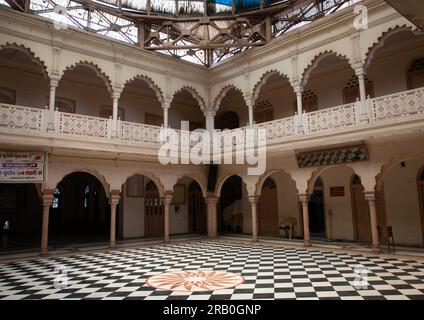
(0, 87, 423, 147)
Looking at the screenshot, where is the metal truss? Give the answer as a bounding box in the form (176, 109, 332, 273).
(2, 0, 361, 67)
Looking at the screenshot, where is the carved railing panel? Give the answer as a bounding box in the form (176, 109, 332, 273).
(0, 104, 45, 132)
(57, 112, 111, 139)
(120, 121, 161, 144)
(306, 102, 357, 134)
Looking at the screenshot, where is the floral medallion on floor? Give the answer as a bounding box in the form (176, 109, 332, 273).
(146, 269, 244, 292)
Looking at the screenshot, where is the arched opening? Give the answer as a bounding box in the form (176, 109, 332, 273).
(216, 88, 247, 128)
(351, 174, 371, 243)
(302, 53, 355, 111)
(379, 159, 424, 247)
(254, 73, 295, 121)
(343, 74, 374, 104)
(120, 77, 163, 125)
(188, 181, 206, 234)
(258, 177, 278, 237)
(366, 29, 424, 96)
(50, 172, 109, 244)
(407, 58, 424, 90)
(170, 89, 205, 131)
(0, 183, 41, 251)
(215, 111, 240, 130)
(57, 63, 111, 115)
(218, 175, 248, 234)
(118, 175, 163, 239)
(309, 177, 325, 237)
(0, 46, 48, 108)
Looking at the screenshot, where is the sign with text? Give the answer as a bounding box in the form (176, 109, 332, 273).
(330, 186, 345, 197)
(0, 153, 46, 183)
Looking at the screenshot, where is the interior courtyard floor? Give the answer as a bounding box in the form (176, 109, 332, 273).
(0, 239, 424, 300)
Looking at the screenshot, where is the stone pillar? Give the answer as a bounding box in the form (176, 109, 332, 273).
(246, 99, 254, 127)
(40, 189, 54, 255)
(111, 91, 121, 138)
(299, 193, 311, 246)
(355, 68, 369, 123)
(365, 191, 380, 251)
(294, 85, 304, 133)
(47, 79, 59, 131)
(205, 196, 218, 238)
(109, 190, 121, 248)
(249, 196, 259, 242)
(204, 110, 216, 136)
(162, 101, 170, 128)
(163, 192, 173, 242)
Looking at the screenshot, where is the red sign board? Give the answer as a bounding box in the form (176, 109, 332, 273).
(330, 186, 345, 197)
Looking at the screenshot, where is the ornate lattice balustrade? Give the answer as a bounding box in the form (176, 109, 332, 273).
(56, 111, 112, 139)
(120, 120, 161, 145)
(0, 103, 46, 132)
(0, 87, 423, 147)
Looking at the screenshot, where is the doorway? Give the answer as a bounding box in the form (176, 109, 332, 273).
(188, 181, 206, 234)
(258, 177, 279, 237)
(351, 175, 371, 243)
(144, 180, 163, 237)
(309, 177, 326, 237)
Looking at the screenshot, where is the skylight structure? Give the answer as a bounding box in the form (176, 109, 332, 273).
(1, 0, 361, 66)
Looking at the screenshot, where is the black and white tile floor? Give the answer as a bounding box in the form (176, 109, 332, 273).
(0, 240, 424, 300)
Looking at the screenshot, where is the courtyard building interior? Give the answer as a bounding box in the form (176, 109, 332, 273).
(0, 0, 424, 301)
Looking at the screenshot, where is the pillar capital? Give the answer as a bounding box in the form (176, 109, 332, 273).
(354, 66, 365, 78)
(50, 79, 59, 88)
(162, 101, 171, 110)
(205, 196, 218, 205)
(109, 190, 121, 205)
(248, 196, 259, 204)
(204, 109, 216, 118)
(111, 90, 121, 100)
(299, 193, 311, 203)
(364, 191, 377, 203)
(162, 192, 173, 204)
(293, 83, 303, 94)
(42, 189, 54, 205)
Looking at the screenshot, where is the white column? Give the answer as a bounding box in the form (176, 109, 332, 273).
(111, 91, 120, 137)
(365, 192, 380, 251)
(206, 196, 218, 238)
(162, 101, 170, 128)
(246, 99, 254, 127)
(204, 110, 216, 135)
(47, 79, 59, 132)
(163, 192, 172, 242)
(109, 190, 121, 248)
(299, 193, 311, 247)
(355, 68, 369, 123)
(40, 190, 54, 255)
(294, 85, 304, 133)
(249, 196, 259, 242)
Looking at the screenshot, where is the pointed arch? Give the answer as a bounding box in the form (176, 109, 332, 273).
(301, 51, 352, 88)
(306, 164, 360, 194)
(364, 25, 421, 70)
(252, 70, 292, 106)
(215, 174, 247, 197)
(213, 84, 245, 111)
(172, 86, 206, 111)
(256, 169, 298, 196)
(121, 171, 165, 197)
(61, 61, 113, 93)
(0, 42, 49, 79)
(123, 74, 164, 104)
(175, 174, 207, 198)
(54, 168, 111, 198)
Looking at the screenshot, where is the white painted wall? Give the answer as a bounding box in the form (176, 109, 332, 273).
(382, 159, 424, 246)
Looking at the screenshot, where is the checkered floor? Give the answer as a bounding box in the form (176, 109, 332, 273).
(1, 240, 424, 300)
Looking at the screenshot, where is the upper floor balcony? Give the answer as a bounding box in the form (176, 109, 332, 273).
(1, 86, 423, 156)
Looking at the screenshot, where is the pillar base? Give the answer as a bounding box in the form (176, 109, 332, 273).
(371, 246, 381, 253)
(40, 249, 48, 256)
(109, 242, 116, 248)
(303, 240, 312, 247)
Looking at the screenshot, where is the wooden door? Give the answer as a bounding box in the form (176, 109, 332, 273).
(144, 182, 163, 237)
(188, 182, 206, 234)
(259, 179, 279, 237)
(352, 183, 371, 243)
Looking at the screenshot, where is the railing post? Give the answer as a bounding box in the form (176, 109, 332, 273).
(364, 95, 372, 123)
(108, 116, 113, 140)
(54, 108, 60, 134)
